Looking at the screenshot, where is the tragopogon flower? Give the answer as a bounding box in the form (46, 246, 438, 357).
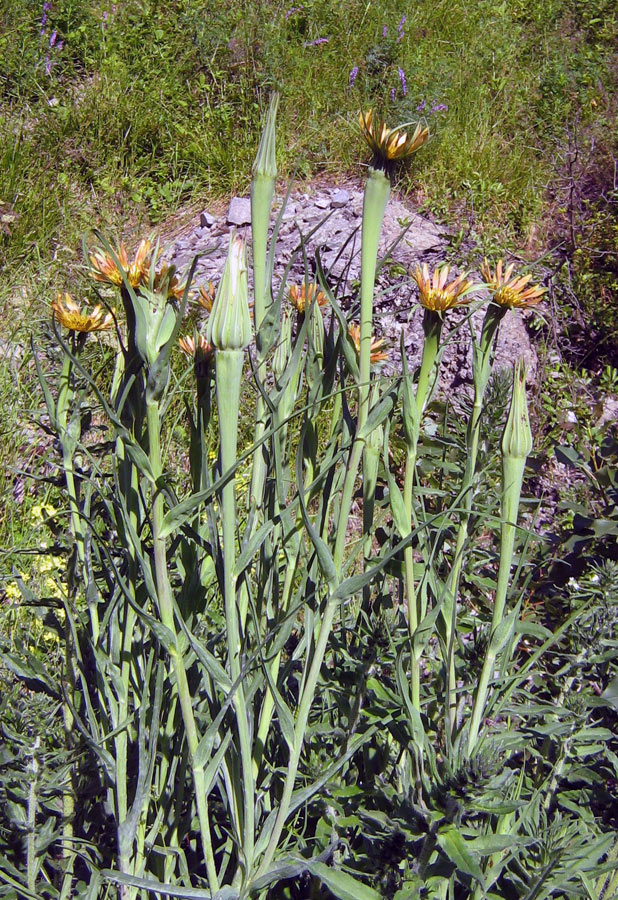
(359, 109, 428, 173)
(52, 293, 114, 333)
(197, 282, 216, 312)
(411, 263, 475, 313)
(289, 283, 328, 314)
(90, 239, 153, 288)
(481, 259, 546, 309)
(348, 322, 389, 365)
(179, 334, 215, 365)
(154, 263, 187, 301)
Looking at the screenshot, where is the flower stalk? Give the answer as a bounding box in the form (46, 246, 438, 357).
(467, 361, 532, 753)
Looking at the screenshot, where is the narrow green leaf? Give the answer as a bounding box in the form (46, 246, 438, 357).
(235, 520, 276, 577)
(306, 861, 381, 900)
(102, 870, 239, 899)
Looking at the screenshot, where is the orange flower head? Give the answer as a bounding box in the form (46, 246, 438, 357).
(89, 239, 153, 289)
(348, 322, 389, 366)
(411, 263, 475, 313)
(288, 283, 328, 314)
(179, 334, 215, 376)
(52, 292, 114, 333)
(481, 258, 547, 309)
(359, 109, 428, 173)
(197, 282, 217, 312)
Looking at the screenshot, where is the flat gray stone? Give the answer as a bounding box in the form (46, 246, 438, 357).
(200, 210, 216, 228)
(330, 189, 350, 208)
(227, 197, 251, 226)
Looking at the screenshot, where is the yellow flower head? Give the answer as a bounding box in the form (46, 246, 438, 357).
(411, 263, 475, 313)
(52, 293, 114, 332)
(197, 281, 217, 312)
(348, 322, 389, 365)
(359, 109, 428, 173)
(481, 258, 547, 309)
(89, 239, 153, 289)
(288, 283, 328, 314)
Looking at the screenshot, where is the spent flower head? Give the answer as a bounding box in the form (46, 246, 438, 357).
(481, 258, 547, 309)
(359, 109, 428, 174)
(288, 283, 328, 314)
(411, 263, 475, 313)
(90, 239, 153, 289)
(52, 292, 114, 333)
(348, 322, 389, 366)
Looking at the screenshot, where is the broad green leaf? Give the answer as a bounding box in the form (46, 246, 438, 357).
(600, 674, 618, 713)
(436, 825, 485, 887)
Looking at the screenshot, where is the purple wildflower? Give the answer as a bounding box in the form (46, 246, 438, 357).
(49, 29, 57, 47)
(285, 6, 304, 18)
(306, 37, 329, 46)
(431, 103, 448, 112)
(416, 100, 426, 112)
(349, 66, 359, 88)
(56, 39, 63, 50)
(398, 67, 407, 96)
(103, 10, 108, 23)
(45, 54, 52, 75)
(397, 15, 405, 42)
(391, 87, 396, 101)
(382, 25, 388, 37)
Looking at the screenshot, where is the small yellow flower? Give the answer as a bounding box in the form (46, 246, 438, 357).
(481, 258, 547, 309)
(197, 281, 217, 312)
(411, 263, 474, 313)
(289, 283, 328, 314)
(348, 322, 389, 365)
(52, 293, 114, 332)
(359, 109, 428, 172)
(89, 239, 153, 288)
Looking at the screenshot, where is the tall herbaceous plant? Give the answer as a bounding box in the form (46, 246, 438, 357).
(19, 98, 613, 900)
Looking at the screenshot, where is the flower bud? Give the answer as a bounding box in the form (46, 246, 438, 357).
(252, 92, 279, 179)
(207, 232, 252, 351)
(273, 308, 292, 385)
(502, 360, 533, 461)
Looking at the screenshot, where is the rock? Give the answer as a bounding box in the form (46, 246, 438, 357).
(160, 179, 539, 393)
(227, 197, 252, 226)
(330, 189, 350, 208)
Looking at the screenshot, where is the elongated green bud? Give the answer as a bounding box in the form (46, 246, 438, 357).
(502, 360, 533, 462)
(252, 93, 279, 336)
(207, 232, 251, 351)
(252, 92, 279, 179)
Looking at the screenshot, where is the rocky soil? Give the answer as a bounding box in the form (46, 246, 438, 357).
(164, 178, 538, 392)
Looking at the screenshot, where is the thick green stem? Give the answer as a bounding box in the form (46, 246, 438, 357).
(146, 401, 219, 895)
(215, 350, 256, 875)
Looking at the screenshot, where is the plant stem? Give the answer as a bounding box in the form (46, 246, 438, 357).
(215, 350, 256, 876)
(145, 401, 219, 895)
